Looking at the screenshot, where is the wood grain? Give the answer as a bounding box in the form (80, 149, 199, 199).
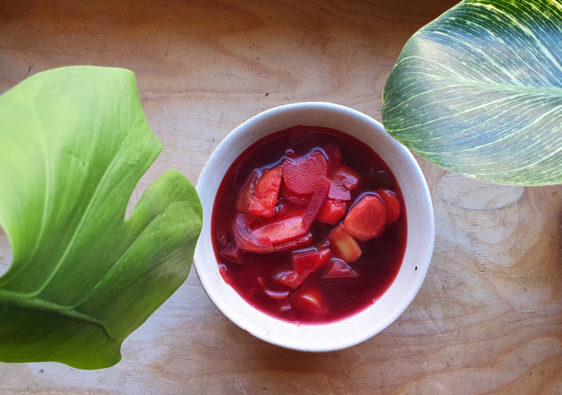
(1, 0, 561, 393)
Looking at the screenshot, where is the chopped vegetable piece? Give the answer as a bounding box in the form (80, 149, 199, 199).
(292, 247, 319, 273)
(328, 166, 360, 201)
(292, 287, 327, 314)
(250, 165, 283, 217)
(236, 165, 282, 217)
(292, 246, 332, 273)
(303, 175, 331, 226)
(328, 186, 350, 201)
(273, 233, 313, 252)
(282, 150, 328, 195)
(232, 213, 274, 253)
(257, 277, 290, 300)
(236, 170, 259, 213)
(344, 194, 387, 241)
(273, 270, 311, 289)
(328, 224, 362, 262)
(324, 144, 342, 175)
(375, 189, 401, 223)
(335, 166, 360, 189)
(317, 198, 347, 225)
(317, 247, 333, 268)
(322, 258, 359, 280)
(254, 210, 309, 245)
(281, 183, 311, 206)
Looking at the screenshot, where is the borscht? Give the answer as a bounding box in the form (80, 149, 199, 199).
(211, 126, 407, 324)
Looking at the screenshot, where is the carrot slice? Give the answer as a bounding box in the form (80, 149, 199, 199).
(375, 189, 401, 224)
(344, 194, 387, 241)
(282, 150, 328, 195)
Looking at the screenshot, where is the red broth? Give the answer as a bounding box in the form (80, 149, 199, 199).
(211, 125, 407, 324)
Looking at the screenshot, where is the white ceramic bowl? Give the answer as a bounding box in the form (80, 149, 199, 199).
(194, 102, 434, 351)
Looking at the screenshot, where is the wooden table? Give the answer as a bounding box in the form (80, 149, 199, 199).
(1, 1, 560, 393)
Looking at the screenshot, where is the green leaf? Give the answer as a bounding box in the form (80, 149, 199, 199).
(0, 66, 202, 369)
(382, 0, 562, 185)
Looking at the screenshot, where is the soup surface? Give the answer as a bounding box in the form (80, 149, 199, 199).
(211, 125, 407, 323)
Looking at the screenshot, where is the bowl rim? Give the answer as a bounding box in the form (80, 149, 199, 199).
(194, 101, 434, 351)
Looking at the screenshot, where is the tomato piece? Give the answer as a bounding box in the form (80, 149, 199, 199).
(328, 223, 362, 262)
(375, 189, 401, 224)
(292, 286, 327, 314)
(344, 194, 387, 241)
(303, 175, 331, 226)
(236, 165, 282, 218)
(328, 166, 360, 201)
(232, 213, 274, 253)
(322, 258, 359, 280)
(316, 198, 347, 224)
(282, 150, 328, 195)
(273, 270, 311, 289)
(253, 210, 309, 245)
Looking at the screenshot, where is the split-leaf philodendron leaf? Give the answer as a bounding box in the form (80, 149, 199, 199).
(382, 0, 562, 185)
(0, 66, 202, 369)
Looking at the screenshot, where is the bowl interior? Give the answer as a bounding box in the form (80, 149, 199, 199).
(194, 102, 434, 351)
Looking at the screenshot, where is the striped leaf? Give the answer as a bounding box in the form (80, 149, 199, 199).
(382, 0, 562, 185)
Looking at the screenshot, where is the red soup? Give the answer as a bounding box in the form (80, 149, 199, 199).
(211, 125, 407, 324)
